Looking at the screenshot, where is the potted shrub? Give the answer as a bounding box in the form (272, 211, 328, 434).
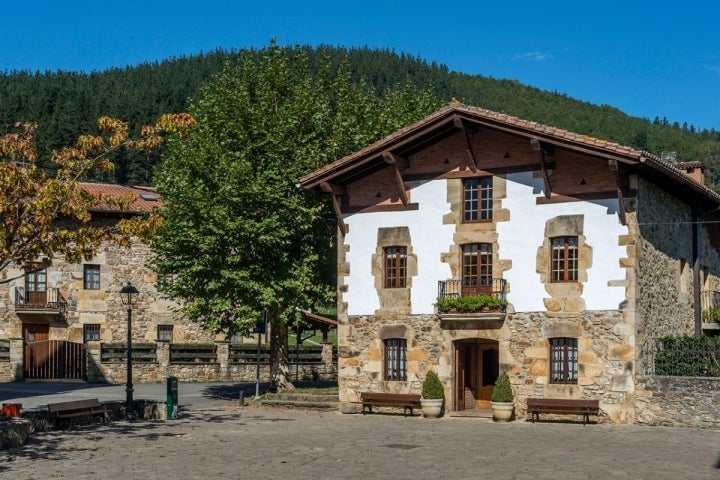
(490, 371, 514, 422)
(420, 370, 445, 418)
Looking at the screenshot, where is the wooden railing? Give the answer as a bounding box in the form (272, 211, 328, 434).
(438, 278, 507, 301)
(14, 287, 68, 314)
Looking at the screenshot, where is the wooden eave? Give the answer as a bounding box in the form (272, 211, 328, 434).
(299, 105, 720, 211)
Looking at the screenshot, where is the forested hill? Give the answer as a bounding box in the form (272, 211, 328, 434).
(1, 46, 718, 188)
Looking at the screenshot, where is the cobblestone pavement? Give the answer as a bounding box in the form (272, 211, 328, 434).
(2, 404, 719, 480)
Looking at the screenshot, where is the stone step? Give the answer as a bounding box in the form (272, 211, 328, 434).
(259, 399, 339, 410)
(263, 393, 339, 403)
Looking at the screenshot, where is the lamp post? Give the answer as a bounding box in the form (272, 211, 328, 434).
(120, 281, 139, 420)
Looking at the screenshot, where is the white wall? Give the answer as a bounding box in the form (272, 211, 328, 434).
(344, 180, 455, 315)
(497, 172, 627, 311)
(343, 173, 628, 315)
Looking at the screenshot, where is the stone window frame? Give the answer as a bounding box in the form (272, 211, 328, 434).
(83, 324, 100, 342)
(157, 324, 174, 342)
(550, 236, 579, 283)
(383, 246, 407, 289)
(83, 264, 101, 290)
(549, 337, 578, 384)
(463, 177, 493, 223)
(383, 338, 407, 381)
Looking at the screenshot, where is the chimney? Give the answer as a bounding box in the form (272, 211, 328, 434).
(676, 162, 706, 185)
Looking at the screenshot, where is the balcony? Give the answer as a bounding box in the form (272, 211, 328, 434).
(14, 287, 68, 315)
(437, 279, 508, 324)
(700, 290, 720, 332)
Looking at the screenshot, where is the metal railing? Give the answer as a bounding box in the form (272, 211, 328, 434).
(437, 278, 507, 301)
(14, 287, 68, 314)
(639, 336, 720, 377)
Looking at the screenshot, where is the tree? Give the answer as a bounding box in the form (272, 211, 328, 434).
(151, 42, 440, 390)
(0, 114, 195, 284)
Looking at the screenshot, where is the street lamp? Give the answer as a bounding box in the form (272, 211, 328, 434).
(120, 281, 139, 420)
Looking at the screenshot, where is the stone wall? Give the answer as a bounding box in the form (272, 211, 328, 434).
(1, 341, 337, 384)
(635, 375, 720, 428)
(339, 310, 636, 423)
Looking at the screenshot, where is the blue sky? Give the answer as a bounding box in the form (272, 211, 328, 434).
(1, 1, 719, 131)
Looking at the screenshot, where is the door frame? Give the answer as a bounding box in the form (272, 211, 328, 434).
(453, 338, 499, 411)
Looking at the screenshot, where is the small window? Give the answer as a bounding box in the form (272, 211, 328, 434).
(550, 338, 578, 384)
(463, 177, 493, 222)
(384, 338, 407, 381)
(157, 273, 174, 291)
(384, 246, 407, 288)
(84, 324, 100, 342)
(551, 237, 578, 282)
(83, 264, 101, 290)
(157, 325, 174, 342)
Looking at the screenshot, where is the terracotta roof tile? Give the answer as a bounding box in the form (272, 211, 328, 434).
(79, 182, 162, 213)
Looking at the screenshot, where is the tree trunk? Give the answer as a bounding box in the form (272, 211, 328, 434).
(268, 309, 295, 392)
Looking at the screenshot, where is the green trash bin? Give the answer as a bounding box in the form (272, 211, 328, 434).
(167, 376, 178, 419)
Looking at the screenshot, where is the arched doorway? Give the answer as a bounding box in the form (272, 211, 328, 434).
(453, 338, 499, 411)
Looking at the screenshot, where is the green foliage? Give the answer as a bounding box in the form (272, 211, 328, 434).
(654, 335, 720, 377)
(422, 371, 445, 399)
(151, 42, 439, 364)
(701, 307, 720, 322)
(2, 45, 718, 189)
(435, 295, 507, 313)
(491, 371, 514, 403)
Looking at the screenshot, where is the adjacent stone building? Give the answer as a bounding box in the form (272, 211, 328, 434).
(300, 104, 720, 423)
(0, 183, 336, 384)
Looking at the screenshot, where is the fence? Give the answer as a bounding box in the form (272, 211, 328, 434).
(85, 341, 338, 383)
(639, 336, 720, 376)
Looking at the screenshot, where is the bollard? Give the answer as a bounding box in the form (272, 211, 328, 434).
(239, 390, 244, 407)
(166, 376, 178, 420)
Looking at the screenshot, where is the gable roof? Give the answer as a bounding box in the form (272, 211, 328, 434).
(299, 104, 720, 208)
(79, 182, 162, 214)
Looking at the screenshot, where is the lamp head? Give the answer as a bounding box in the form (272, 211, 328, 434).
(119, 281, 139, 307)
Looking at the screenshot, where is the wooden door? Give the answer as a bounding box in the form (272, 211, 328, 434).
(454, 344, 465, 410)
(23, 323, 49, 343)
(477, 345, 499, 407)
(25, 269, 48, 305)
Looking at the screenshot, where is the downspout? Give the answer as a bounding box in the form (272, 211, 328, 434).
(692, 206, 701, 336)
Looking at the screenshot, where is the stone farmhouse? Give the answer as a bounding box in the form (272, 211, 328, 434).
(300, 104, 720, 424)
(0, 183, 336, 384)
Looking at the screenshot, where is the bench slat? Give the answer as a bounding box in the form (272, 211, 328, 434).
(360, 392, 421, 416)
(48, 398, 109, 425)
(526, 397, 599, 425)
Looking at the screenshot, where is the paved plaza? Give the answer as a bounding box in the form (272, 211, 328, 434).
(2, 402, 719, 480)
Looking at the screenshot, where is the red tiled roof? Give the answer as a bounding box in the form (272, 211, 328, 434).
(298, 104, 720, 206)
(79, 182, 162, 213)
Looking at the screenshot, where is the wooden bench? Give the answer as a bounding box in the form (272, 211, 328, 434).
(526, 398, 600, 425)
(47, 399, 110, 427)
(361, 392, 421, 416)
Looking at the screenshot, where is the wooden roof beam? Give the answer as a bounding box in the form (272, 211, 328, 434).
(320, 182, 347, 196)
(319, 182, 348, 235)
(531, 138, 554, 199)
(453, 116, 478, 172)
(608, 159, 627, 226)
(382, 151, 409, 205)
(382, 151, 409, 169)
(530, 137, 555, 156)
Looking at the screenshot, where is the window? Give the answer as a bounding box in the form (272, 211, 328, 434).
(551, 237, 578, 282)
(83, 264, 101, 290)
(462, 243, 493, 294)
(550, 338, 578, 384)
(463, 177, 493, 222)
(384, 338, 407, 381)
(157, 273, 174, 291)
(157, 325, 174, 342)
(384, 246, 407, 288)
(83, 324, 100, 342)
